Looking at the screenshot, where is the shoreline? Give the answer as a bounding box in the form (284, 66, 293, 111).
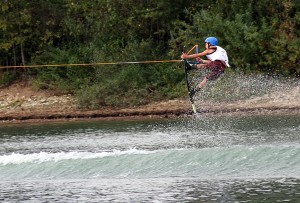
(1, 104, 300, 125)
(1, 83, 300, 125)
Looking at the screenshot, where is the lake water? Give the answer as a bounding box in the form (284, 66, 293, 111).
(1, 115, 300, 202)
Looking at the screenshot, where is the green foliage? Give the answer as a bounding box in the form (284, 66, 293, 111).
(0, 70, 17, 87)
(76, 62, 185, 109)
(0, 0, 299, 108)
(30, 46, 95, 94)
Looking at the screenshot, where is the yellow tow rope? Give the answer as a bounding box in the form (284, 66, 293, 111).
(0, 45, 198, 69)
(0, 60, 182, 69)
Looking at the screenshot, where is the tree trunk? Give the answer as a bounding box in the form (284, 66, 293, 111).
(13, 44, 17, 66)
(21, 43, 26, 66)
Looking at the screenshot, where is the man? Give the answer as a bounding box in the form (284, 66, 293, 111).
(181, 37, 230, 97)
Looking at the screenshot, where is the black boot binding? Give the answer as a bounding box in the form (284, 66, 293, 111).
(184, 61, 197, 71)
(189, 87, 200, 98)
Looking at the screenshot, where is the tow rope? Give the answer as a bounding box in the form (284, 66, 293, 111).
(0, 60, 181, 69)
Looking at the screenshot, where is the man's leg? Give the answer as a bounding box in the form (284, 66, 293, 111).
(197, 77, 209, 89)
(189, 77, 208, 98)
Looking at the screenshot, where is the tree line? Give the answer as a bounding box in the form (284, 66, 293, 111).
(0, 0, 299, 108)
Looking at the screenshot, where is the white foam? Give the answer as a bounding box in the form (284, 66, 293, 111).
(0, 149, 155, 165)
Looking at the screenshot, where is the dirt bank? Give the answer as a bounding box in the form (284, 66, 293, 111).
(0, 83, 300, 124)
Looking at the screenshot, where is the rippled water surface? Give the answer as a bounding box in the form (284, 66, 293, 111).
(1, 115, 300, 202)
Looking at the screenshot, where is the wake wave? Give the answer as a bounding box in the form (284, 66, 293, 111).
(1, 146, 300, 180)
(0, 149, 153, 165)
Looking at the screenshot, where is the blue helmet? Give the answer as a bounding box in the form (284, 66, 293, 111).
(205, 37, 218, 46)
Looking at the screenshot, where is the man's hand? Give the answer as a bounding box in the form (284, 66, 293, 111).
(181, 53, 188, 59)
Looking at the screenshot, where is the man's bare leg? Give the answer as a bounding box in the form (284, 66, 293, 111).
(196, 77, 208, 90)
